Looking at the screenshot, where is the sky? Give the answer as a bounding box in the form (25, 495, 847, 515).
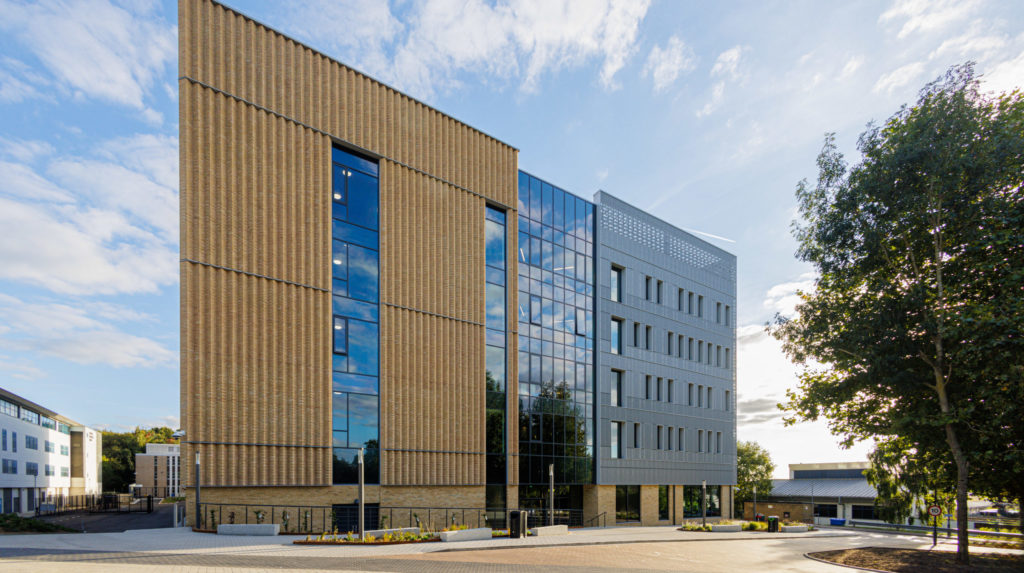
(0, 0, 1021, 478)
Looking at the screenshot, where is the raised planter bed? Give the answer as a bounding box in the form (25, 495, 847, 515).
(710, 524, 742, 532)
(440, 527, 492, 542)
(530, 525, 568, 536)
(780, 525, 808, 533)
(218, 524, 280, 536)
(294, 536, 438, 546)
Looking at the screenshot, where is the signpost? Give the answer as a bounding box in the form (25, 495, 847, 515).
(928, 504, 941, 546)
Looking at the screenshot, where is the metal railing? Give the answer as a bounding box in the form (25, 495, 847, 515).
(843, 520, 1024, 541)
(584, 511, 607, 528)
(193, 503, 590, 532)
(36, 494, 154, 516)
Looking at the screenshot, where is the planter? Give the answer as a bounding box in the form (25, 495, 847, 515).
(218, 524, 280, 536)
(780, 525, 808, 533)
(710, 524, 741, 532)
(440, 527, 492, 542)
(530, 525, 568, 536)
(294, 537, 438, 545)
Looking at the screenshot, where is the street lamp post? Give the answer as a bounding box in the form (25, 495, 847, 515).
(194, 449, 201, 529)
(701, 480, 707, 527)
(358, 448, 365, 540)
(548, 464, 554, 526)
(753, 484, 757, 521)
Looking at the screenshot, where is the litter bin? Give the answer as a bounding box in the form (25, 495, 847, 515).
(509, 510, 528, 538)
(830, 518, 846, 526)
(767, 516, 779, 533)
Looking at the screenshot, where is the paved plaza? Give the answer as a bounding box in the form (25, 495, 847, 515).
(0, 525, 1018, 572)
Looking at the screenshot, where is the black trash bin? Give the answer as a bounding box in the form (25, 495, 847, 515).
(509, 510, 528, 538)
(767, 515, 779, 533)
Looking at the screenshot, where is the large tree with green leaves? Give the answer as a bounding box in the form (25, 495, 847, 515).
(771, 64, 1024, 563)
(735, 441, 775, 517)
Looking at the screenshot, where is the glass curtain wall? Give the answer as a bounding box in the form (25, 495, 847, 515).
(515, 171, 595, 512)
(485, 206, 507, 511)
(331, 146, 380, 484)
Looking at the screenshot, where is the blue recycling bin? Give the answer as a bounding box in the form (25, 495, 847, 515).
(830, 518, 846, 526)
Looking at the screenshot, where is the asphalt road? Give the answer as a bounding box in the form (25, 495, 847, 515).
(37, 502, 177, 533)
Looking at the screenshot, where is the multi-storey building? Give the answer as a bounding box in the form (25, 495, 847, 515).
(178, 0, 735, 527)
(0, 388, 102, 515)
(134, 443, 181, 497)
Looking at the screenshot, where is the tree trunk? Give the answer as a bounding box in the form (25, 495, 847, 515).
(1018, 494, 1024, 548)
(944, 422, 970, 564)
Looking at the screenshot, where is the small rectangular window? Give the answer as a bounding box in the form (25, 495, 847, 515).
(633, 322, 640, 347)
(698, 341, 703, 362)
(698, 430, 704, 452)
(725, 348, 731, 369)
(645, 326, 652, 350)
(707, 386, 713, 408)
(667, 332, 673, 355)
(667, 380, 674, 403)
(725, 390, 731, 411)
(677, 334, 684, 357)
(667, 427, 673, 450)
(688, 338, 694, 360)
(610, 421, 622, 459)
(688, 383, 694, 406)
(678, 288, 684, 311)
(716, 302, 722, 323)
(698, 295, 704, 317)
(698, 385, 704, 408)
(634, 423, 641, 448)
(688, 292, 694, 314)
(717, 432, 722, 454)
(656, 280, 663, 304)
(657, 377, 663, 401)
(725, 305, 731, 326)
(611, 370, 623, 407)
(717, 345, 722, 367)
(610, 318, 623, 354)
(707, 430, 713, 453)
(657, 425, 663, 450)
(678, 428, 685, 451)
(610, 266, 623, 302)
(645, 276, 652, 300)
(645, 375, 652, 400)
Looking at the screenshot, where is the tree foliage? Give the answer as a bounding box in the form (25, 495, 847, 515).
(101, 426, 178, 493)
(771, 63, 1024, 563)
(735, 441, 775, 515)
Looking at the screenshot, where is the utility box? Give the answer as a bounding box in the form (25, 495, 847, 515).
(767, 516, 780, 533)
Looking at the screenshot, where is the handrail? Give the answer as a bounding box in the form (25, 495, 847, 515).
(584, 511, 607, 528)
(845, 520, 1024, 540)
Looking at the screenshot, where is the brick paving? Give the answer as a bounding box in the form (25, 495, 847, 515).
(0, 525, 1019, 572)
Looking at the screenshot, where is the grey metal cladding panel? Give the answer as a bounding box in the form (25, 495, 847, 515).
(593, 193, 737, 487)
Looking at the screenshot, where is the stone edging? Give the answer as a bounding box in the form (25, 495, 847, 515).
(802, 551, 893, 573)
(434, 532, 858, 553)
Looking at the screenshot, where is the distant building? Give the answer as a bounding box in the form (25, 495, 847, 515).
(743, 462, 881, 523)
(134, 443, 181, 497)
(0, 388, 102, 515)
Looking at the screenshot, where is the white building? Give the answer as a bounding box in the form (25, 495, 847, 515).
(0, 388, 102, 515)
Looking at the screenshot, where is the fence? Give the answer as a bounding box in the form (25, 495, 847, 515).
(36, 494, 154, 517)
(193, 503, 588, 532)
(841, 519, 1024, 541)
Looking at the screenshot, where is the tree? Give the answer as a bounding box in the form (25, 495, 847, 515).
(101, 426, 178, 493)
(864, 437, 956, 525)
(735, 441, 774, 517)
(771, 63, 1024, 563)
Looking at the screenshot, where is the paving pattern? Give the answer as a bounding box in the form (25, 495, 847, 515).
(0, 525, 1018, 573)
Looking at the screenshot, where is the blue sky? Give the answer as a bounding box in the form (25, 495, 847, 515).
(0, 0, 1021, 477)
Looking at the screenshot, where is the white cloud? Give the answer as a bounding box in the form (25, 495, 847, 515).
(0, 354, 45, 380)
(0, 67, 40, 103)
(838, 55, 864, 80)
(763, 272, 816, 318)
(0, 0, 175, 116)
(286, 0, 651, 99)
(0, 160, 72, 202)
(711, 45, 747, 80)
(0, 133, 179, 295)
(984, 48, 1024, 94)
(879, 0, 980, 40)
(0, 136, 55, 163)
(696, 81, 725, 117)
(0, 295, 175, 368)
(643, 36, 697, 93)
(872, 61, 926, 94)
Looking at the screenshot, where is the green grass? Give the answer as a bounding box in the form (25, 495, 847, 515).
(0, 513, 78, 533)
(160, 496, 185, 504)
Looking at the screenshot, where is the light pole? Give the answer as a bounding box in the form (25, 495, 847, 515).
(753, 484, 757, 521)
(701, 480, 707, 527)
(194, 449, 201, 529)
(548, 464, 554, 526)
(358, 448, 365, 540)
